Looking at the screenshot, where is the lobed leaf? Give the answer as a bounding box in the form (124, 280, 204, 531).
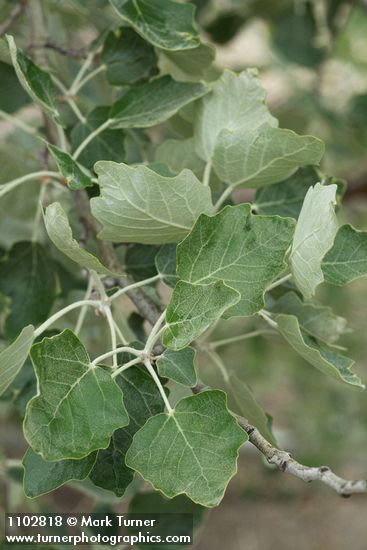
(274, 314, 363, 388)
(125, 390, 247, 507)
(22, 448, 97, 498)
(176, 204, 295, 317)
(290, 183, 338, 299)
(91, 161, 213, 244)
(90, 366, 164, 497)
(109, 76, 208, 129)
(101, 27, 158, 86)
(109, 0, 200, 51)
(270, 291, 347, 345)
(322, 224, 367, 286)
(24, 330, 129, 460)
(213, 126, 324, 189)
(194, 70, 277, 162)
(157, 347, 197, 387)
(163, 281, 240, 350)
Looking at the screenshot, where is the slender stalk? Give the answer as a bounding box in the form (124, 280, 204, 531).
(0, 110, 39, 136)
(75, 277, 94, 335)
(214, 185, 234, 211)
(108, 274, 161, 303)
(34, 299, 99, 338)
(144, 358, 173, 414)
(202, 160, 212, 187)
(266, 273, 292, 292)
(144, 310, 166, 354)
(72, 64, 106, 95)
(111, 357, 142, 378)
(104, 306, 118, 368)
(259, 310, 278, 329)
(68, 51, 95, 95)
(72, 119, 112, 160)
(52, 75, 86, 123)
(205, 349, 229, 383)
(0, 171, 63, 200)
(32, 183, 47, 242)
(113, 320, 128, 346)
(209, 329, 276, 350)
(92, 346, 142, 366)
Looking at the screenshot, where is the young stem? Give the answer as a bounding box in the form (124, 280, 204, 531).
(52, 75, 86, 124)
(92, 346, 142, 366)
(202, 160, 212, 187)
(259, 310, 279, 329)
(266, 273, 292, 292)
(75, 277, 94, 335)
(111, 356, 142, 378)
(144, 310, 167, 354)
(72, 119, 112, 160)
(104, 305, 118, 368)
(205, 349, 229, 383)
(144, 358, 173, 414)
(113, 319, 128, 346)
(32, 183, 47, 242)
(209, 329, 276, 350)
(34, 299, 99, 338)
(107, 274, 161, 304)
(214, 185, 234, 211)
(68, 51, 95, 95)
(72, 64, 106, 95)
(0, 171, 63, 199)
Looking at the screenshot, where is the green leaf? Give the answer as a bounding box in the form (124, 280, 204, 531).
(129, 492, 205, 550)
(101, 27, 158, 85)
(270, 291, 347, 345)
(0, 325, 34, 396)
(194, 70, 277, 162)
(24, 330, 129, 460)
(109, 76, 207, 129)
(157, 347, 197, 387)
(126, 244, 159, 282)
(274, 314, 363, 388)
(225, 373, 277, 446)
(253, 167, 322, 218)
(90, 365, 164, 497)
(213, 126, 324, 188)
(48, 144, 92, 190)
(0, 60, 30, 113)
(44, 203, 117, 277)
(155, 137, 205, 178)
(91, 161, 213, 244)
(71, 107, 125, 170)
(322, 224, 367, 286)
(176, 204, 295, 318)
(161, 43, 215, 80)
(155, 244, 177, 287)
(22, 448, 97, 498)
(290, 183, 338, 298)
(6, 35, 60, 122)
(253, 167, 346, 219)
(0, 242, 57, 338)
(125, 390, 247, 507)
(163, 281, 240, 350)
(109, 0, 200, 51)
